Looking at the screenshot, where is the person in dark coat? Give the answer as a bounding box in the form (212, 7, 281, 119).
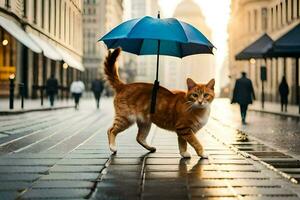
(91, 77, 104, 109)
(46, 74, 58, 107)
(279, 76, 289, 112)
(231, 72, 256, 124)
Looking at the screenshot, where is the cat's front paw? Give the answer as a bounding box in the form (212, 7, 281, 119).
(109, 145, 117, 154)
(180, 151, 192, 158)
(199, 152, 209, 159)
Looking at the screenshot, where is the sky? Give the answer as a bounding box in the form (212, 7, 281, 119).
(159, 0, 231, 89)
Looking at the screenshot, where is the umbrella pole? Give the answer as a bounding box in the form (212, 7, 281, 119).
(150, 40, 161, 114)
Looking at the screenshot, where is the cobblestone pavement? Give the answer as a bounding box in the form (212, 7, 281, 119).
(0, 98, 300, 199)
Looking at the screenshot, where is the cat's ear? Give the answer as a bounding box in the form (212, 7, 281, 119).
(187, 78, 197, 90)
(206, 79, 215, 90)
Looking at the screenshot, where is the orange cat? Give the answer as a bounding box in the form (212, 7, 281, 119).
(104, 48, 215, 158)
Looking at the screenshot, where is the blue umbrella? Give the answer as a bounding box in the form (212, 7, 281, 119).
(99, 13, 215, 113)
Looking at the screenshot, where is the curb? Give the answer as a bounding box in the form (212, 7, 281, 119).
(249, 108, 300, 118)
(0, 106, 74, 115)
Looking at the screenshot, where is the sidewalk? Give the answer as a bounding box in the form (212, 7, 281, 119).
(0, 98, 74, 115)
(250, 100, 300, 118)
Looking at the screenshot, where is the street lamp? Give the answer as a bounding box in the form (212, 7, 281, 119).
(2, 39, 8, 46)
(63, 63, 68, 69)
(249, 58, 256, 65)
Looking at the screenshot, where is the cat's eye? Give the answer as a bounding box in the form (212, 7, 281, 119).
(192, 93, 198, 98)
(204, 93, 209, 98)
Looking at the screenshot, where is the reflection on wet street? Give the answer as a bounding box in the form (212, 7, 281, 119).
(211, 99, 300, 156)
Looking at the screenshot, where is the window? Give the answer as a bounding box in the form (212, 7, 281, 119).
(54, 0, 57, 36)
(261, 8, 268, 31)
(33, 0, 37, 24)
(271, 7, 273, 30)
(248, 11, 251, 31)
(291, 0, 294, 19)
(254, 10, 258, 31)
(41, 0, 44, 28)
(280, 3, 283, 26)
(5, 0, 10, 8)
(23, 0, 27, 17)
(275, 5, 279, 28)
(297, 0, 300, 18)
(64, 2, 66, 41)
(49, 0, 51, 33)
(59, 0, 61, 38)
(286, 0, 289, 23)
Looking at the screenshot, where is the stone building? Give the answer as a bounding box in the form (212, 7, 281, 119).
(82, 0, 123, 89)
(0, 0, 84, 98)
(161, 0, 214, 90)
(228, 0, 300, 104)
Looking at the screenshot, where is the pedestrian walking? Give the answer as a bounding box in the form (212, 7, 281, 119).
(46, 74, 58, 107)
(70, 79, 85, 109)
(231, 72, 256, 125)
(279, 76, 289, 112)
(91, 76, 104, 109)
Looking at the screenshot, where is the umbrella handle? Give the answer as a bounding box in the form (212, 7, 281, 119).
(150, 80, 160, 114)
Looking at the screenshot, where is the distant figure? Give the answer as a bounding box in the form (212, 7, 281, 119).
(70, 79, 85, 109)
(279, 76, 289, 112)
(46, 74, 58, 107)
(91, 77, 104, 109)
(231, 72, 256, 124)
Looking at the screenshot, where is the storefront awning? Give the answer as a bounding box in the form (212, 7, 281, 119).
(55, 47, 84, 71)
(0, 16, 42, 53)
(235, 34, 273, 60)
(267, 23, 300, 58)
(28, 33, 62, 61)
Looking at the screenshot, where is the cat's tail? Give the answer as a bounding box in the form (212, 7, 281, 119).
(104, 48, 124, 92)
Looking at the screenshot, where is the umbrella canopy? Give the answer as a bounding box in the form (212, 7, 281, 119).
(235, 34, 273, 60)
(99, 16, 214, 58)
(99, 15, 214, 113)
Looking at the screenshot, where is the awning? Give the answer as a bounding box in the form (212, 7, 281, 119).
(235, 34, 273, 60)
(55, 47, 84, 71)
(0, 16, 42, 53)
(28, 33, 62, 61)
(267, 23, 300, 58)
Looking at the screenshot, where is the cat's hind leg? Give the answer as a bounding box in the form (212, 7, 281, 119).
(136, 121, 156, 153)
(177, 136, 191, 158)
(107, 115, 133, 154)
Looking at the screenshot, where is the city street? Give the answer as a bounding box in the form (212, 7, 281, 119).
(1, 98, 300, 199)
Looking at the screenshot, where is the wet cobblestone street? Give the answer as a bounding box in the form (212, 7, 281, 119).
(0, 98, 300, 199)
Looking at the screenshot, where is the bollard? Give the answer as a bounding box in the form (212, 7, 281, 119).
(40, 86, 44, 106)
(9, 74, 15, 110)
(19, 83, 25, 109)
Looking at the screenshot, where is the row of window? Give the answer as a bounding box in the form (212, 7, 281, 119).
(248, 0, 300, 32)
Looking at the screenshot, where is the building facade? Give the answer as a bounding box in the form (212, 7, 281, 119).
(82, 0, 123, 90)
(161, 0, 214, 90)
(0, 0, 83, 99)
(128, 0, 159, 83)
(228, 0, 300, 104)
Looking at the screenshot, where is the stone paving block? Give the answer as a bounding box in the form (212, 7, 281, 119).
(50, 165, 104, 173)
(0, 166, 49, 173)
(56, 158, 107, 165)
(0, 158, 58, 166)
(233, 187, 296, 195)
(21, 188, 91, 199)
(0, 174, 40, 181)
(110, 158, 143, 165)
(225, 179, 282, 187)
(0, 182, 31, 190)
(190, 187, 235, 197)
(94, 187, 139, 200)
(145, 171, 186, 179)
(32, 180, 95, 189)
(210, 159, 250, 165)
(65, 153, 109, 159)
(106, 165, 142, 172)
(1, 153, 66, 159)
(214, 165, 258, 171)
(191, 197, 238, 200)
(146, 158, 208, 165)
(242, 197, 300, 200)
(97, 179, 141, 188)
(102, 171, 141, 180)
(40, 172, 99, 181)
(188, 179, 228, 188)
(0, 191, 19, 199)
